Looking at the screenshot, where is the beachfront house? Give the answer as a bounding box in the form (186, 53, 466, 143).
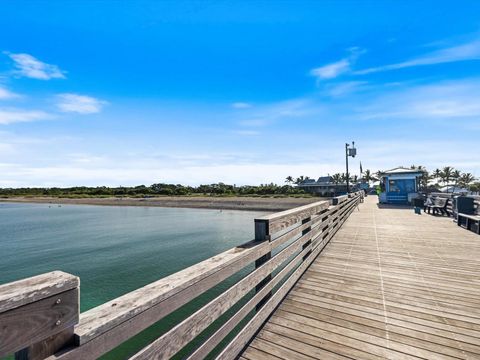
(297, 176, 349, 196)
(378, 167, 424, 204)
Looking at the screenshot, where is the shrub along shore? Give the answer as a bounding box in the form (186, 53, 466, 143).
(0, 195, 319, 212)
(0, 183, 319, 211)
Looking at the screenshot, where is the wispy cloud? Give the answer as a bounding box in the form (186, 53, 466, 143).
(233, 130, 260, 136)
(56, 93, 107, 114)
(0, 109, 52, 125)
(5, 52, 66, 80)
(323, 81, 368, 97)
(238, 98, 314, 128)
(356, 39, 480, 75)
(0, 86, 20, 99)
(310, 47, 365, 80)
(311, 59, 350, 79)
(353, 78, 480, 120)
(232, 102, 252, 109)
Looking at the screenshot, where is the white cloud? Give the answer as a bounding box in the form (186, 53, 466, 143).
(311, 59, 350, 79)
(232, 102, 252, 109)
(6, 52, 66, 80)
(237, 98, 315, 128)
(356, 39, 480, 75)
(323, 81, 368, 97)
(0, 86, 20, 100)
(56, 93, 107, 114)
(310, 47, 365, 80)
(354, 79, 480, 120)
(0, 109, 51, 125)
(0, 142, 478, 187)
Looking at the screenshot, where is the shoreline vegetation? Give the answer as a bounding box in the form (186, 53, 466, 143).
(0, 182, 321, 211)
(0, 196, 319, 212)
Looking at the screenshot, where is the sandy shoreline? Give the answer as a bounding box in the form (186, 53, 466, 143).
(0, 196, 322, 212)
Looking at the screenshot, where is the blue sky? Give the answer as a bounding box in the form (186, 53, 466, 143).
(1, 1, 479, 187)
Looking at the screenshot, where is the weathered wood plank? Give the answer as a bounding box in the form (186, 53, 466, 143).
(268, 209, 329, 249)
(187, 244, 313, 360)
(215, 216, 335, 360)
(129, 220, 319, 359)
(0, 271, 79, 313)
(255, 200, 330, 235)
(75, 238, 269, 346)
(0, 289, 79, 357)
(331, 194, 348, 205)
(15, 327, 75, 360)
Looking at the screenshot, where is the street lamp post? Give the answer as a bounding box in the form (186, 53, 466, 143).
(345, 141, 357, 193)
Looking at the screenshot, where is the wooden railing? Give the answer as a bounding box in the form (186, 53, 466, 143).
(0, 191, 363, 360)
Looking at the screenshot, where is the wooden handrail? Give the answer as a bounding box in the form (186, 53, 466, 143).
(0, 271, 79, 358)
(0, 192, 363, 360)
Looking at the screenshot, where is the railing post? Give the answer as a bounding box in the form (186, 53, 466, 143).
(254, 219, 272, 311)
(301, 216, 312, 260)
(0, 271, 80, 360)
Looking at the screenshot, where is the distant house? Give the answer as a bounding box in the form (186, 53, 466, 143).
(297, 176, 350, 196)
(378, 167, 424, 204)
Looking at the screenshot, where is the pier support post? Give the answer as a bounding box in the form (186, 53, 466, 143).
(0, 271, 80, 360)
(254, 219, 272, 311)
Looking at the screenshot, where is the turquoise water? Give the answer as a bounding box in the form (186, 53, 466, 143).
(0, 202, 265, 358)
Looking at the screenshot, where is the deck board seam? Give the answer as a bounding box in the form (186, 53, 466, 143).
(373, 206, 391, 351)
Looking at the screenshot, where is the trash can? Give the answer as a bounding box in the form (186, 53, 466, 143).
(413, 198, 424, 208)
(456, 197, 475, 215)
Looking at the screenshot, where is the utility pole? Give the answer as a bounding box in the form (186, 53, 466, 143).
(345, 141, 357, 193)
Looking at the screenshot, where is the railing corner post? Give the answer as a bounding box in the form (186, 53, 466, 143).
(0, 271, 80, 360)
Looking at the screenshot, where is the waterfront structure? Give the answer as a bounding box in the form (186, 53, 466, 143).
(378, 167, 424, 204)
(297, 176, 350, 196)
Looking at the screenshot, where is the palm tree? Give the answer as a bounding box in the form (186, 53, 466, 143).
(433, 168, 441, 184)
(294, 176, 305, 185)
(362, 169, 377, 186)
(452, 169, 461, 192)
(340, 173, 355, 187)
(285, 176, 294, 184)
(440, 166, 454, 192)
(331, 173, 342, 196)
(418, 169, 430, 191)
(459, 173, 476, 189)
(294, 175, 310, 185)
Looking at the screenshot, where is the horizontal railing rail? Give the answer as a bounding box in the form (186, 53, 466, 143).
(0, 191, 363, 360)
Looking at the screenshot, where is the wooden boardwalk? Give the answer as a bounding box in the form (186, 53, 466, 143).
(240, 197, 480, 360)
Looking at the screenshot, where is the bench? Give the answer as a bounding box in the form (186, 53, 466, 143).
(458, 203, 480, 234)
(424, 197, 450, 216)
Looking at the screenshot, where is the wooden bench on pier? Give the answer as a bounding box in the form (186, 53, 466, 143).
(0, 192, 363, 360)
(424, 197, 450, 216)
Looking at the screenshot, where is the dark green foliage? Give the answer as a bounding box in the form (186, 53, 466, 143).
(0, 182, 308, 198)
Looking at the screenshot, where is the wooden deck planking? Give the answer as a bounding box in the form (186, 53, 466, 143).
(240, 197, 480, 360)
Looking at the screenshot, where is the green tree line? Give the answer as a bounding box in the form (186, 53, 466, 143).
(0, 183, 310, 198)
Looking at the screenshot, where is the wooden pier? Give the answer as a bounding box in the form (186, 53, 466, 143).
(241, 197, 480, 360)
(1, 192, 479, 360)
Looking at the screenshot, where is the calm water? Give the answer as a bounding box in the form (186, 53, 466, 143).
(0, 202, 266, 359)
